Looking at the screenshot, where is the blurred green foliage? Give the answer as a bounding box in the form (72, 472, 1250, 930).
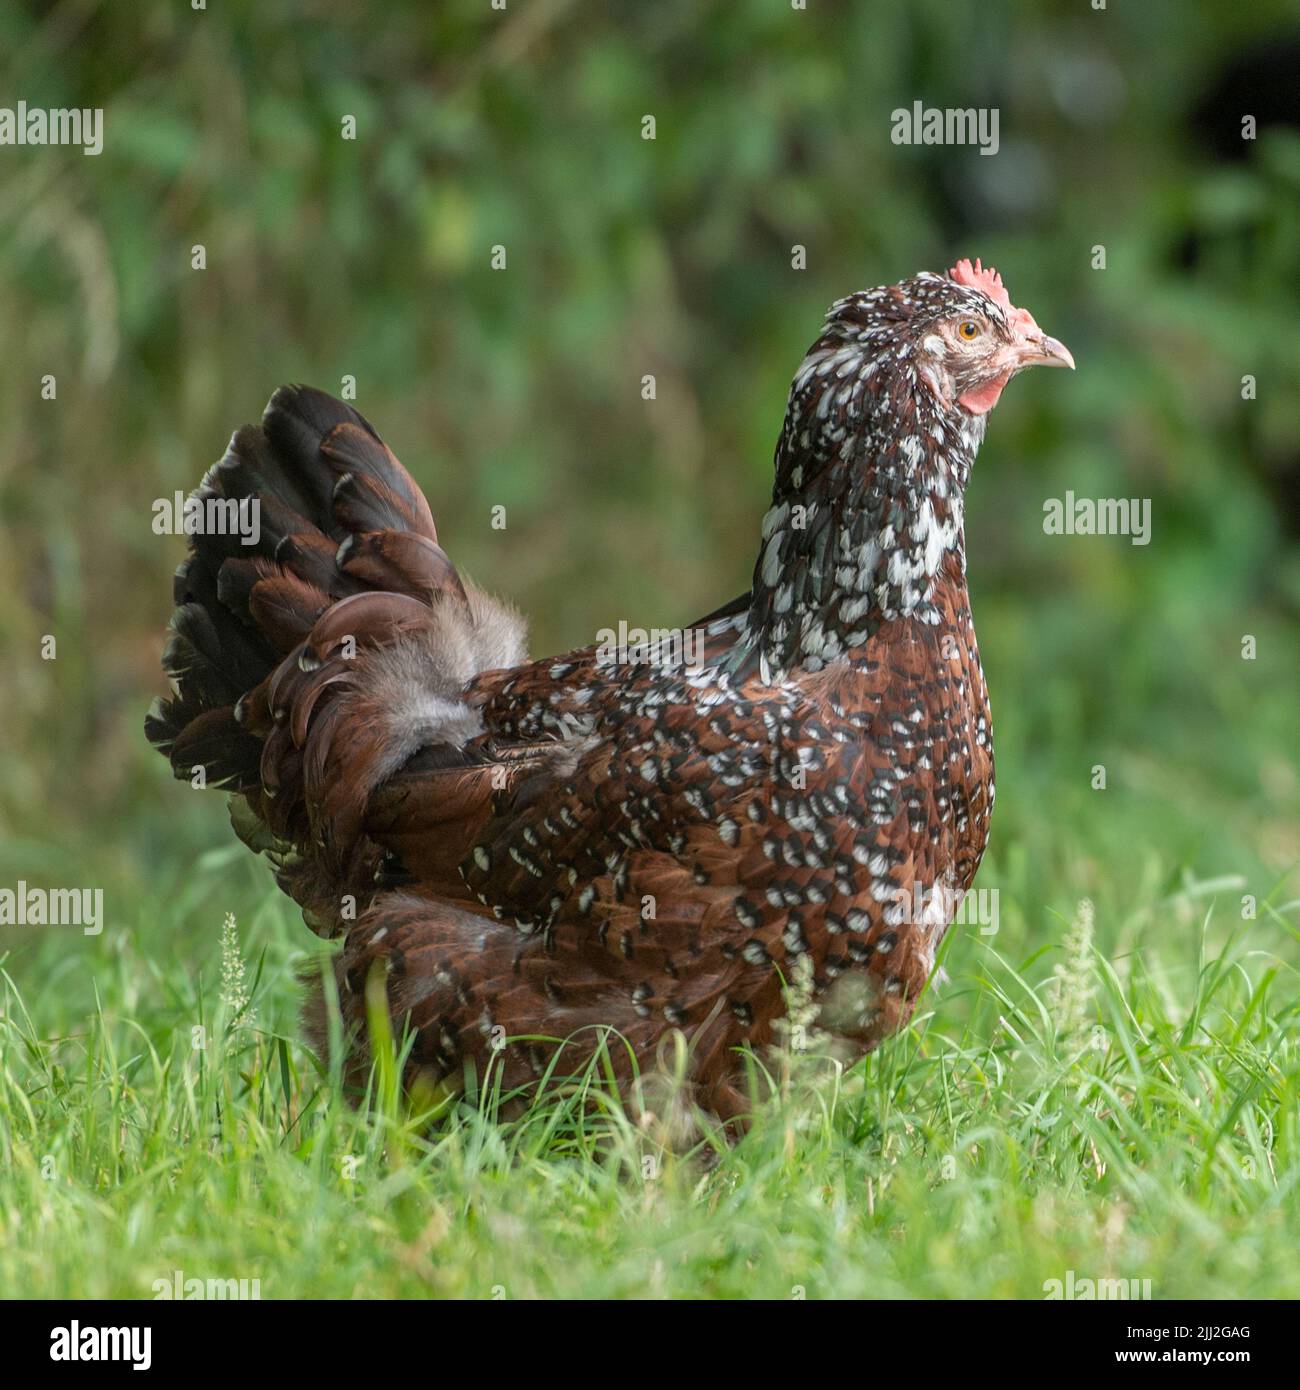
(0, 0, 1297, 977)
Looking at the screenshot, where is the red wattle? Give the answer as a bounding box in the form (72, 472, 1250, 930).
(958, 372, 1011, 415)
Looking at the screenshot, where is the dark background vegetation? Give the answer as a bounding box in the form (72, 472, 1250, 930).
(1, 0, 1297, 1027)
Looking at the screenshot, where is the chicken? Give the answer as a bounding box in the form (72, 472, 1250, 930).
(146, 259, 1073, 1121)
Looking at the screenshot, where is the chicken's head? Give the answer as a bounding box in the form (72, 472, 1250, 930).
(920, 257, 1075, 415)
(813, 257, 1074, 426)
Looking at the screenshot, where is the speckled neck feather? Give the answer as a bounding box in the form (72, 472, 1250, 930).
(733, 273, 1001, 683)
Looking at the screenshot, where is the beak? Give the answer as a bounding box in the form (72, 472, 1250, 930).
(1016, 331, 1075, 371)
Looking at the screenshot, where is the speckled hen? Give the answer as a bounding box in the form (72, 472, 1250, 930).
(147, 259, 1073, 1121)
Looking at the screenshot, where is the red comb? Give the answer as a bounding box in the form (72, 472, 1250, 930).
(949, 257, 1011, 311)
(949, 256, 1038, 332)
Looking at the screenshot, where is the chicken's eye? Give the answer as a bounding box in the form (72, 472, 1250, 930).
(957, 320, 981, 341)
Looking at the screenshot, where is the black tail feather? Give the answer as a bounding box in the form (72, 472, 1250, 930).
(146, 385, 437, 789)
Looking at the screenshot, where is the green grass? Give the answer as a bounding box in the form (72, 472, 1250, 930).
(2, 524, 1295, 1301)
(1, 860, 1295, 1300)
